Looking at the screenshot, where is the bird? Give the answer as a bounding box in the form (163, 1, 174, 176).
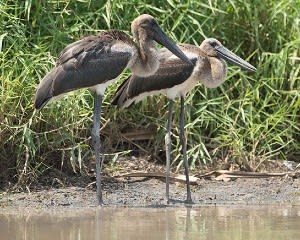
(33, 14, 193, 205)
(112, 38, 257, 203)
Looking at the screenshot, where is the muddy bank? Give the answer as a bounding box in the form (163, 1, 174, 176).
(1, 158, 300, 209)
(1, 177, 300, 210)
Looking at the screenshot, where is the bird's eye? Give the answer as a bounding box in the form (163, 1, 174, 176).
(209, 41, 218, 47)
(150, 18, 157, 26)
(141, 19, 157, 29)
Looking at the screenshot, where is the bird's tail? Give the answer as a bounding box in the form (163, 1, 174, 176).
(33, 67, 57, 110)
(111, 75, 132, 108)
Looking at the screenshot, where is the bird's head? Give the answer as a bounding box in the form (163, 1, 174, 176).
(131, 14, 193, 65)
(131, 14, 158, 41)
(200, 38, 256, 72)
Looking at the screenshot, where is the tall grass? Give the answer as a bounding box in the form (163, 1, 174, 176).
(0, 0, 299, 188)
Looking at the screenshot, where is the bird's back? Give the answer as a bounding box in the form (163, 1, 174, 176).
(34, 30, 135, 109)
(112, 45, 198, 108)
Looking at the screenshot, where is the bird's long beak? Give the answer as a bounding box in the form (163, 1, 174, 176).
(215, 46, 256, 72)
(153, 26, 193, 65)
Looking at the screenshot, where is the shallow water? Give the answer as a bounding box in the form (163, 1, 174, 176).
(1, 205, 300, 240)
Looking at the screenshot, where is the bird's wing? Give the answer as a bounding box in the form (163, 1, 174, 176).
(158, 43, 199, 63)
(112, 57, 197, 108)
(34, 31, 134, 109)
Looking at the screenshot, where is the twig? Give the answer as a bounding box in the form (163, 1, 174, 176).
(195, 170, 294, 178)
(115, 171, 199, 185)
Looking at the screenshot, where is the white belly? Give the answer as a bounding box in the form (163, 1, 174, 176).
(92, 78, 118, 96)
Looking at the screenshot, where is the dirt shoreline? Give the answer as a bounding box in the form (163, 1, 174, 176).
(1, 173, 300, 210)
(1, 158, 300, 210)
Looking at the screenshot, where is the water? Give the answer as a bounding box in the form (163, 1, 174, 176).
(1, 205, 300, 240)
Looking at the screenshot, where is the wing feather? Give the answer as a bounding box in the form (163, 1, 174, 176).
(112, 57, 197, 108)
(34, 30, 134, 109)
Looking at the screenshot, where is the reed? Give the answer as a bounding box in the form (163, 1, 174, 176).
(0, 0, 299, 188)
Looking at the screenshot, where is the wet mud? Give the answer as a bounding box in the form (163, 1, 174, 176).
(1, 158, 300, 209)
(1, 173, 300, 209)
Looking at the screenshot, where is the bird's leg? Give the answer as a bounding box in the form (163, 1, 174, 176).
(165, 100, 174, 204)
(92, 92, 103, 205)
(179, 96, 192, 203)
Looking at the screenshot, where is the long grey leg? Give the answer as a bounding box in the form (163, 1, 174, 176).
(179, 96, 192, 203)
(92, 92, 103, 205)
(165, 100, 174, 203)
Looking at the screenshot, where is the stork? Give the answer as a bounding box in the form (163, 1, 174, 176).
(33, 14, 192, 205)
(112, 38, 256, 203)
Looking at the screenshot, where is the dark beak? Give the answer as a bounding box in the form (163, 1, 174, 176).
(153, 26, 193, 65)
(216, 46, 256, 72)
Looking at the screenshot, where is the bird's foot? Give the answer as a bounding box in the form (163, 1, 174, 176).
(164, 197, 170, 205)
(97, 196, 104, 206)
(184, 196, 193, 205)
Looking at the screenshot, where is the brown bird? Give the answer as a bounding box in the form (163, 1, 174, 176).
(33, 14, 192, 205)
(112, 38, 256, 203)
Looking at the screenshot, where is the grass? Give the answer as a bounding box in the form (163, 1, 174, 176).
(0, 0, 299, 189)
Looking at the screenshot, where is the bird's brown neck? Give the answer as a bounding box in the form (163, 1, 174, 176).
(196, 57, 227, 88)
(131, 39, 159, 77)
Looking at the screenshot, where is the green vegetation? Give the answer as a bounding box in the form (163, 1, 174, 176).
(1, 0, 299, 188)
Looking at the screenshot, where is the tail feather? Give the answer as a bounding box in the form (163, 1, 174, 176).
(111, 76, 131, 108)
(33, 68, 57, 109)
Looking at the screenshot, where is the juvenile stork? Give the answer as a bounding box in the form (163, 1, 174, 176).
(112, 38, 256, 203)
(33, 14, 192, 205)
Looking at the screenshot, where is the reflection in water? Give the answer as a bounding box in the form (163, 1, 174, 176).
(1, 205, 300, 240)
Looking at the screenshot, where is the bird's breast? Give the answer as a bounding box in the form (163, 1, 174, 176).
(128, 43, 160, 77)
(196, 57, 227, 88)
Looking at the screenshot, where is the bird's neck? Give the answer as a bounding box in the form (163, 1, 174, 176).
(196, 57, 227, 88)
(130, 39, 160, 77)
